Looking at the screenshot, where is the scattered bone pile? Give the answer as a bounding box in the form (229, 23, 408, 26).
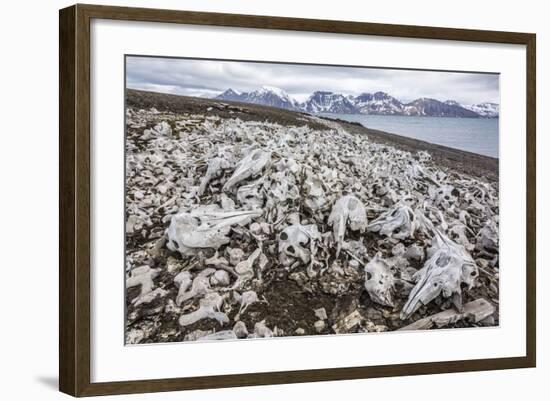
(125, 105, 499, 344)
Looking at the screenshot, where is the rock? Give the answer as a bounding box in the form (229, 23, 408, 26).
(365, 321, 388, 332)
(314, 320, 326, 333)
(319, 276, 350, 296)
(314, 307, 328, 320)
(365, 308, 384, 321)
(332, 310, 363, 334)
(233, 321, 249, 338)
(289, 271, 308, 287)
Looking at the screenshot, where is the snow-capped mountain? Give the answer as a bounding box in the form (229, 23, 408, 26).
(445, 100, 500, 118)
(301, 91, 357, 114)
(214, 87, 499, 118)
(403, 98, 480, 118)
(354, 91, 404, 115)
(216, 86, 300, 110)
(352, 93, 479, 117)
(216, 88, 244, 102)
(462, 102, 500, 118)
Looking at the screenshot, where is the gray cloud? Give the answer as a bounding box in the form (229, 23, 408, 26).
(126, 56, 499, 105)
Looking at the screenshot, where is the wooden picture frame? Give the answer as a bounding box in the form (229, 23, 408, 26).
(59, 3, 536, 397)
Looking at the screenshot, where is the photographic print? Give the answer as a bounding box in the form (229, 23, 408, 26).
(124, 56, 499, 344)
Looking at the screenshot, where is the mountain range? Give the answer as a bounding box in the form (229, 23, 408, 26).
(216, 86, 499, 118)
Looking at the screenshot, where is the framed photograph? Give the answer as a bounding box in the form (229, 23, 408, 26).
(59, 4, 536, 397)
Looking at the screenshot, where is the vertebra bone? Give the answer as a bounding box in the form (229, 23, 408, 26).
(178, 292, 229, 327)
(176, 275, 210, 306)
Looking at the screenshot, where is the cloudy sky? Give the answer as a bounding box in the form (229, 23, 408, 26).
(126, 56, 499, 105)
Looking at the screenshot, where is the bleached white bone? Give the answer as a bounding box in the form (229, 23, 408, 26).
(278, 224, 321, 268)
(368, 204, 416, 240)
(178, 292, 229, 327)
(236, 179, 265, 209)
(126, 265, 160, 303)
(238, 290, 259, 315)
(399, 298, 495, 331)
(196, 330, 237, 341)
(197, 155, 232, 196)
(268, 171, 300, 203)
(232, 249, 262, 289)
(253, 320, 274, 338)
(328, 195, 367, 256)
(476, 222, 498, 255)
(226, 248, 245, 266)
(210, 270, 230, 286)
(303, 174, 327, 212)
(141, 121, 171, 140)
(204, 252, 229, 267)
(223, 148, 271, 191)
(166, 205, 262, 256)
(364, 254, 396, 307)
(133, 288, 168, 307)
(401, 230, 478, 320)
(176, 275, 210, 306)
(173, 270, 192, 293)
(429, 184, 459, 207)
(449, 222, 474, 251)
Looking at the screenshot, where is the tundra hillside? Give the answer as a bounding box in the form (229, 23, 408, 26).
(124, 89, 499, 344)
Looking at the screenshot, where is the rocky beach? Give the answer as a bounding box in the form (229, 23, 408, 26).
(124, 89, 499, 344)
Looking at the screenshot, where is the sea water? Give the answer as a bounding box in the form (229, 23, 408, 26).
(323, 114, 499, 158)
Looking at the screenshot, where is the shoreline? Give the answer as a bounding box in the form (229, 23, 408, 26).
(126, 89, 498, 182)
